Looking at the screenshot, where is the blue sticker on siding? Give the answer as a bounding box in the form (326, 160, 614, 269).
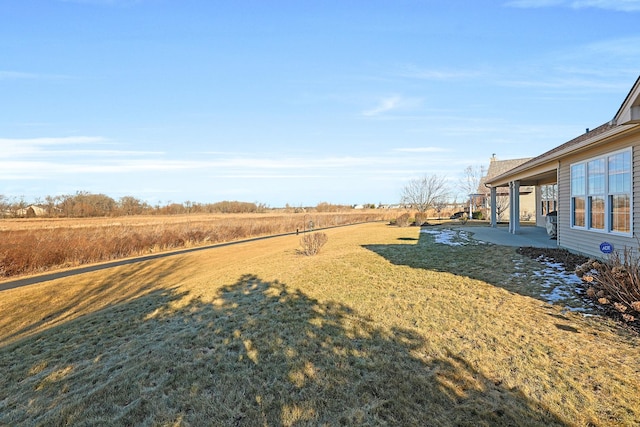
(600, 242, 613, 254)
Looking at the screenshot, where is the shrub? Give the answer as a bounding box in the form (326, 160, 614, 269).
(299, 232, 328, 256)
(395, 213, 412, 227)
(414, 212, 428, 226)
(472, 211, 484, 220)
(576, 247, 640, 322)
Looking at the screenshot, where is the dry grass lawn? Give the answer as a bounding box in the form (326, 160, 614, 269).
(1, 223, 639, 426)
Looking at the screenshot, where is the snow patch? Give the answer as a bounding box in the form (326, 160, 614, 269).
(420, 228, 481, 246)
(512, 254, 598, 313)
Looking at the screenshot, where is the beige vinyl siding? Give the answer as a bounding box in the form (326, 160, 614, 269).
(558, 136, 639, 258)
(634, 142, 640, 242)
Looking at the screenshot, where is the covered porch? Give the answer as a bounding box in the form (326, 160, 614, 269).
(457, 224, 558, 248)
(487, 163, 558, 235)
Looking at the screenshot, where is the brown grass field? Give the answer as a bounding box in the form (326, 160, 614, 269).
(0, 211, 392, 278)
(1, 222, 639, 426)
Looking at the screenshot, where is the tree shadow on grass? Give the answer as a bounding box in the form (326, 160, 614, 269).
(0, 256, 189, 346)
(366, 229, 512, 282)
(364, 228, 587, 308)
(0, 274, 568, 426)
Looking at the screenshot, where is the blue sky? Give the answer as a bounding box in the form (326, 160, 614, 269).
(1, 0, 639, 207)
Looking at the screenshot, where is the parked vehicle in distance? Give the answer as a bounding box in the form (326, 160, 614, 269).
(450, 211, 465, 219)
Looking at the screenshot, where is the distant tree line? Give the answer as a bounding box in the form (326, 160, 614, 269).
(0, 192, 271, 218)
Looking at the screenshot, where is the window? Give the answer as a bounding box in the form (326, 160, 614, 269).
(540, 184, 558, 216)
(587, 159, 605, 230)
(570, 149, 632, 234)
(571, 163, 585, 227)
(609, 152, 631, 233)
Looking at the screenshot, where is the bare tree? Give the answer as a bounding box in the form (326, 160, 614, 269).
(495, 193, 509, 221)
(0, 194, 9, 213)
(460, 165, 487, 211)
(400, 174, 449, 213)
(119, 196, 146, 216)
(459, 165, 485, 195)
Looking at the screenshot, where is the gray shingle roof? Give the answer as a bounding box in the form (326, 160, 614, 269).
(478, 157, 532, 194)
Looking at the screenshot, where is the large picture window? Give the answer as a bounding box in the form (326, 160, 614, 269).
(570, 149, 632, 234)
(587, 159, 605, 230)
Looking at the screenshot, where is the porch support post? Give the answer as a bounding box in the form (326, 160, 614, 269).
(490, 187, 497, 228)
(509, 180, 521, 234)
(508, 182, 514, 233)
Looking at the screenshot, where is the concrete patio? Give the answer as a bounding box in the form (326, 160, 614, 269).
(456, 224, 558, 248)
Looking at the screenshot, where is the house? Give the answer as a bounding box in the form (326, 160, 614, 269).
(477, 155, 536, 222)
(15, 205, 47, 218)
(486, 75, 640, 258)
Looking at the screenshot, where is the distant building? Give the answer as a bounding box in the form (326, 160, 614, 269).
(15, 205, 47, 218)
(478, 155, 537, 221)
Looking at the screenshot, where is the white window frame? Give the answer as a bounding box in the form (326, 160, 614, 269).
(540, 184, 558, 216)
(569, 148, 632, 236)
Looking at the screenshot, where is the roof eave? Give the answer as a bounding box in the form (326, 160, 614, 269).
(486, 123, 638, 186)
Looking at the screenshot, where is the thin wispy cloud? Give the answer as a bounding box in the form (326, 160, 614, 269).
(39, 149, 165, 157)
(0, 145, 443, 181)
(204, 155, 401, 170)
(571, 0, 640, 11)
(0, 136, 106, 145)
(362, 96, 402, 116)
(206, 174, 329, 180)
(500, 76, 629, 91)
(505, 0, 640, 11)
(0, 136, 108, 158)
(0, 159, 208, 177)
(497, 35, 640, 93)
(0, 71, 40, 80)
(583, 36, 640, 58)
(0, 71, 68, 81)
(362, 96, 422, 117)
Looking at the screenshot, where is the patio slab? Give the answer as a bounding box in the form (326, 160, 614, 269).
(455, 224, 558, 248)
